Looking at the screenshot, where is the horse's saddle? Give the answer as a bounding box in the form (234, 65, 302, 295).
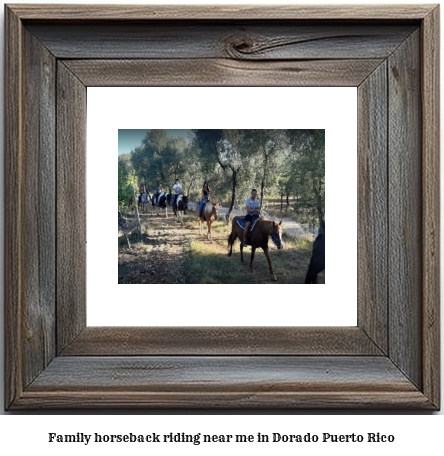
(236, 217, 260, 232)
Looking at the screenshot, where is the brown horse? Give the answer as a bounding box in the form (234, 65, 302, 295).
(228, 216, 283, 281)
(196, 201, 220, 243)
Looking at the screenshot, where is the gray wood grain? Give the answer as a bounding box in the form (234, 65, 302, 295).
(5, 5, 24, 410)
(13, 356, 432, 409)
(21, 29, 57, 387)
(8, 4, 435, 20)
(4, 4, 440, 410)
(388, 30, 422, 389)
(64, 59, 384, 87)
(357, 62, 388, 354)
(27, 23, 416, 60)
(56, 62, 87, 353)
(16, 390, 433, 410)
(29, 356, 418, 389)
(421, 7, 440, 409)
(61, 327, 382, 356)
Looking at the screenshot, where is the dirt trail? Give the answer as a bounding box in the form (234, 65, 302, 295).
(119, 211, 236, 284)
(118, 212, 199, 284)
(118, 208, 318, 284)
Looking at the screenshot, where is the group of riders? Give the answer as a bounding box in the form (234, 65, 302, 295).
(137, 178, 191, 216)
(138, 179, 261, 241)
(138, 179, 180, 211)
(136, 182, 322, 283)
(138, 178, 212, 217)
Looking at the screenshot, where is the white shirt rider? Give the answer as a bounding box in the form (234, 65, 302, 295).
(173, 181, 182, 206)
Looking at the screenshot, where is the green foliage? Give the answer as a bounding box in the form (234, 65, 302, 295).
(118, 153, 137, 207)
(287, 130, 325, 229)
(130, 129, 200, 196)
(120, 129, 325, 230)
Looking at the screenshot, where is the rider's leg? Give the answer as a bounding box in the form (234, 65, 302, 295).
(173, 195, 178, 216)
(198, 199, 204, 220)
(243, 222, 251, 246)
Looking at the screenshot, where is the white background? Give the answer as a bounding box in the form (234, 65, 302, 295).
(88, 87, 357, 326)
(0, 0, 442, 448)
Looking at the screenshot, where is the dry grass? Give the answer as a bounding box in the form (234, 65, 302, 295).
(118, 208, 324, 284)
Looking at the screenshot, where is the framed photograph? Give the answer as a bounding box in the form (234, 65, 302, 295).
(5, 4, 440, 409)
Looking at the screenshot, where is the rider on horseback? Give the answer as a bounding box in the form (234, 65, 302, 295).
(172, 179, 182, 209)
(242, 189, 261, 247)
(138, 182, 146, 205)
(153, 182, 162, 205)
(198, 181, 211, 221)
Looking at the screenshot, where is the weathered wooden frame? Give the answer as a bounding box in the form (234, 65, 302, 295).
(5, 4, 440, 409)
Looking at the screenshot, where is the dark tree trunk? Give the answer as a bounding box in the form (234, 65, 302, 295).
(226, 169, 237, 223)
(286, 192, 290, 207)
(133, 185, 143, 239)
(260, 149, 268, 209)
(280, 194, 283, 211)
(187, 179, 193, 197)
(260, 179, 265, 209)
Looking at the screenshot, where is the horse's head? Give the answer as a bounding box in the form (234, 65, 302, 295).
(271, 221, 283, 250)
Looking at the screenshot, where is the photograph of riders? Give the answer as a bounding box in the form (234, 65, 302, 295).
(118, 129, 325, 285)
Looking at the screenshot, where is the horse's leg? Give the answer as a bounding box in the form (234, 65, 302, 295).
(250, 246, 256, 272)
(240, 243, 245, 263)
(227, 231, 236, 256)
(264, 246, 277, 281)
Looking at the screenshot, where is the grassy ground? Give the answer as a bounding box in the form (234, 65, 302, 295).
(118, 209, 324, 284)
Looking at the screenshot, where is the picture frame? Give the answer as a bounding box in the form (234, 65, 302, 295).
(5, 4, 440, 409)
